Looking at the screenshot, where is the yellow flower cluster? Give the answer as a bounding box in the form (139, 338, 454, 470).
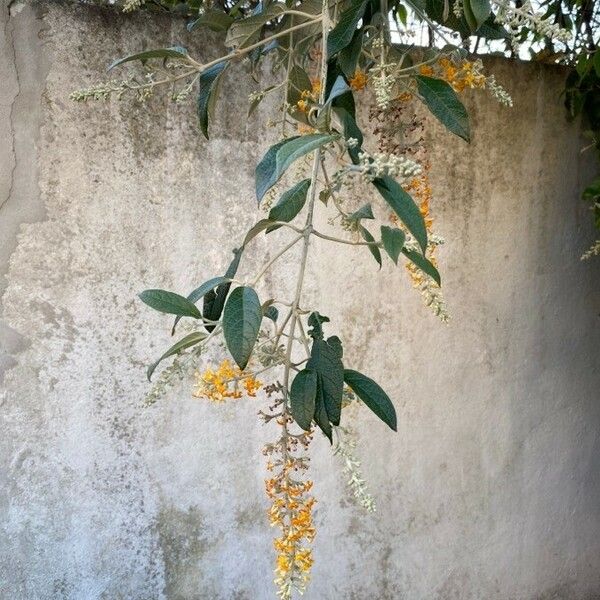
(260, 383, 315, 600)
(420, 59, 486, 92)
(192, 359, 261, 402)
(404, 168, 439, 286)
(349, 69, 368, 91)
(296, 79, 322, 113)
(266, 466, 316, 598)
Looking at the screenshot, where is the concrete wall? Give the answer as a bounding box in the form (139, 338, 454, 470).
(1, 2, 599, 599)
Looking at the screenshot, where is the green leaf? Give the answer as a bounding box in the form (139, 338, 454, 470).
(287, 65, 312, 106)
(373, 176, 427, 253)
(198, 61, 228, 140)
(290, 369, 317, 431)
(147, 331, 205, 381)
(139, 289, 202, 319)
(108, 46, 189, 71)
(359, 225, 382, 268)
(333, 106, 363, 163)
(397, 4, 408, 26)
(314, 381, 333, 442)
(226, 3, 287, 49)
(222, 286, 262, 370)
(327, 0, 367, 56)
(344, 369, 397, 431)
(242, 219, 276, 246)
(381, 225, 406, 265)
(416, 75, 470, 142)
(307, 337, 344, 426)
(402, 249, 441, 286)
(348, 203, 374, 221)
(171, 276, 230, 335)
(255, 134, 337, 202)
(188, 10, 235, 32)
(263, 305, 279, 322)
(267, 179, 311, 231)
(463, 0, 491, 31)
(339, 29, 364, 78)
(203, 248, 243, 331)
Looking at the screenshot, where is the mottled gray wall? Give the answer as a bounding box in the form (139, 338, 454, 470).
(1, 2, 599, 599)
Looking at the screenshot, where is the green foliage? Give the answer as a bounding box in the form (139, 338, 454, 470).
(203, 249, 243, 332)
(268, 179, 311, 231)
(290, 369, 318, 431)
(565, 49, 600, 233)
(416, 75, 471, 142)
(188, 10, 235, 32)
(147, 331, 205, 381)
(198, 62, 228, 139)
(255, 134, 338, 202)
(343, 369, 397, 430)
(327, 0, 367, 56)
(223, 286, 262, 370)
(381, 225, 406, 264)
(373, 176, 428, 253)
(139, 289, 202, 318)
(226, 3, 288, 49)
(108, 46, 189, 71)
(402, 248, 441, 285)
(463, 0, 491, 32)
(359, 225, 382, 268)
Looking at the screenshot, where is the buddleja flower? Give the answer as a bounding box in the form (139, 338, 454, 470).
(260, 384, 315, 599)
(193, 359, 261, 402)
(349, 70, 368, 91)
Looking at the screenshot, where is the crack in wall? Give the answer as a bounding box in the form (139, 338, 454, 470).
(1, 2, 21, 215)
(0, 1, 51, 381)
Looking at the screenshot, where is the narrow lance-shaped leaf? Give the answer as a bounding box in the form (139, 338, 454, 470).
(222, 286, 262, 370)
(339, 29, 364, 78)
(402, 248, 441, 286)
(373, 176, 428, 254)
(359, 225, 382, 269)
(327, 0, 367, 56)
(255, 134, 337, 202)
(139, 289, 202, 319)
(416, 75, 470, 142)
(344, 369, 397, 431)
(380, 225, 406, 265)
(267, 179, 311, 231)
(290, 369, 317, 431)
(198, 61, 228, 139)
(188, 10, 235, 32)
(225, 3, 287, 49)
(147, 331, 205, 381)
(314, 381, 333, 442)
(243, 219, 276, 247)
(108, 46, 189, 71)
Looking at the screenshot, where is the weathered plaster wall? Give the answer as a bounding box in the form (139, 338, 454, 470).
(1, 2, 599, 599)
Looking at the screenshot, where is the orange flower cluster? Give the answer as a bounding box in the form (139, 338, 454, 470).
(192, 359, 261, 402)
(261, 384, 315, 599)
(266, 463, 316, 598)
(404, 168, 440, 287)
(349, 69, 368, 91)
(296, 79, 322, 113)
(420, 59, 486, 92)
